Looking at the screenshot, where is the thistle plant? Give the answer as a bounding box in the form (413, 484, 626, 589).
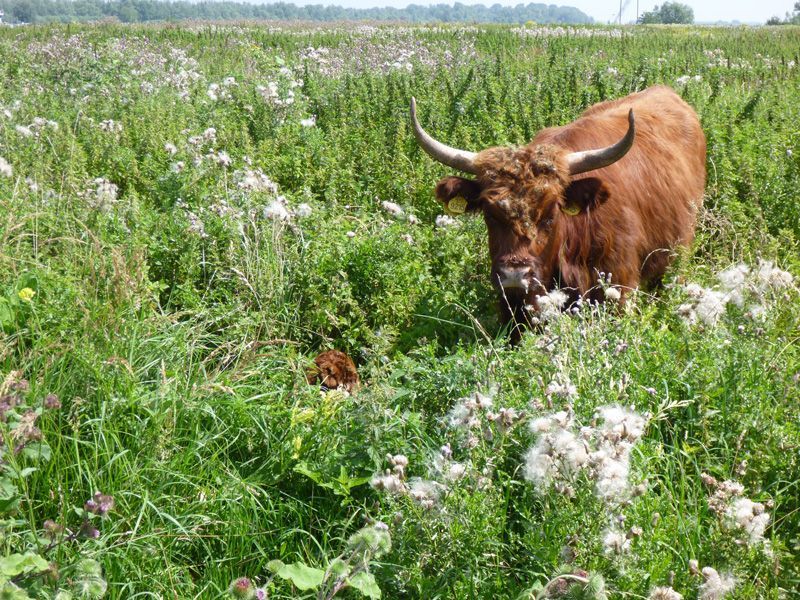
(0, 372, 113, 598)
(231, 522, 391, 599)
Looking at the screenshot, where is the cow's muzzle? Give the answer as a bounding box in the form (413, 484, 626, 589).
(497, 266, 535, 291)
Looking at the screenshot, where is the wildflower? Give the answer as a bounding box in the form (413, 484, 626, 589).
(11, 410, 42, 444)
(443, 461, 467, 482)
(695, 289, 728, 326)
(688, 559, 700, 575)
(164, 142, 178, 155)
(16, 124, 34, 137)
(89, 178, 119, 212)
(229, 577, 255, 599)
(43, 519, 65, 539)
(346, 231, 356, 238)
(604, 286, 621, 301)
(649, 587, 682, 600)
(698, 567, 736, 600)
(381, 200, 405, 218)
(44, 394, 61, 409)
(402, 233, 414, 245)
(99, 119, 122, 133)
(596, 405, 647, 442)
(523, 412, 587, 491)
(726, 497, 770, 544)
(370, 471, 405, 494)
(171, 161, 185, 174)
(435, 214, 457, 228)
(0, 156, 12, 178)
(602, 527, 631, 555)
(295, 203, 312, 218)
(408, 478, 443, 509)
(756, 259, 794, 289)
(407, 214, 419, 225)
(202, 127, 217, 142)
(545, 376, 576, 399)
(263, 198, 291, 222)
(235, 169, 279, 195)
(186, 211, 208, 238)
(78, 520, 100, 539)
(18, 287, 36, 302)
(211, 151, 232, 167)
(207, 83, 220, 101)
(300, 116, 316, 127)
(85, 492, 114, 517)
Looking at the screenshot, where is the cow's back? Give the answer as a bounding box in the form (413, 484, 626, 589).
(535, 86, 706, 284)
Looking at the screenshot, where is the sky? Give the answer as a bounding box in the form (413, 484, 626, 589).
(292, 0, 796, 24)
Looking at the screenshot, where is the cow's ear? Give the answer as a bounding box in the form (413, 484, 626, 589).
(561, 177, 610, 216)
(435, 176, 483, 215)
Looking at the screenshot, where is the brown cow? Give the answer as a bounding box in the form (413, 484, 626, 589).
(306, 350, 360, 393)
(411, 86, 706, 339)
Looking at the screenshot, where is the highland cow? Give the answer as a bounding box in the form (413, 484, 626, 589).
(411, 86, 706, 339)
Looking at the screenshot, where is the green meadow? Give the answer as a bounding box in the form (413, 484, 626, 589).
(0, 21, 798, 599)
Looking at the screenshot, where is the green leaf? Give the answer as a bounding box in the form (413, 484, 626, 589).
(0, 552, 50, 577)
(20, 443, 51, 463)
(348, 572, 381, 599)
(269, 561, 324, 591)
(0, 298, 15, 332)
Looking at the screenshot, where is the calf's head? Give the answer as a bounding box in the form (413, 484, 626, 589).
(411, 98, 634, 308)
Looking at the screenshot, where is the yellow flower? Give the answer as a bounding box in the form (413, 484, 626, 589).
(18, 288, 36, 302)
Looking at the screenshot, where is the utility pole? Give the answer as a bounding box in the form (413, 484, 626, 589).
(619, 0, 623, 24)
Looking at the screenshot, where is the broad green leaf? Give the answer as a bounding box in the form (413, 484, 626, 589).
(348, 572, 381, 599)
(0, 552, 50, 577)
(270, 561, 324, 591)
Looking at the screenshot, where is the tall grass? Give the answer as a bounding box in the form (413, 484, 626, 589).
(0, 21, 798, 598)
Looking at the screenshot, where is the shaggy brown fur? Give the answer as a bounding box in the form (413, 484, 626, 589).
(434, 86, 706, 339)
(306, 350, 360, 393)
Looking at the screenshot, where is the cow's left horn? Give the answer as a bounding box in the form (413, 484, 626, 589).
(566, 109, 635, 175)
(410, 97, 478, 174)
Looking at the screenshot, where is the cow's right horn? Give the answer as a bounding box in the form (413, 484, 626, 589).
(565, 109, 635, 175)
(410, 97, 478, 174)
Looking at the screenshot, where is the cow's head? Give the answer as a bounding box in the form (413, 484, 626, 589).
(410, 98, 634, 314)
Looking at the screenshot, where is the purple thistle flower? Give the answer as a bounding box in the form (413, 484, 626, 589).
(44, 394, 62, 410)
(85, 492, 114, 516)
(229, 577, 255, 599)
(79, 520, 100, 539)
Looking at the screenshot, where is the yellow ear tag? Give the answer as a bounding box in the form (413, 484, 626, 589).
(561, 204, 581, 216)
(446, 196, 467, 216)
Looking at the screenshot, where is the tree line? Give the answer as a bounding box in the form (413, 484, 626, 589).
(0, 0, 592, 25)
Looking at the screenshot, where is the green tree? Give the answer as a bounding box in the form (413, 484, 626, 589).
(639, 2, 694, 24)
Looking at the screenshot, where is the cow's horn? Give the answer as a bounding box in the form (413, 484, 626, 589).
(410, 97, 478, 174)
(566, 109, 635, 175)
